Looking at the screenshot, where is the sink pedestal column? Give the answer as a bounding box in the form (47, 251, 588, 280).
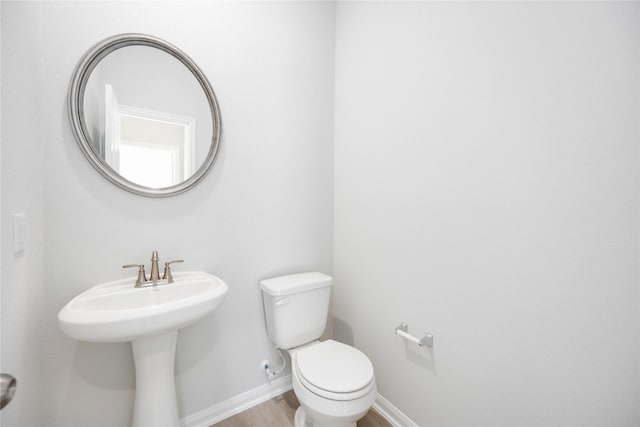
(131, 331, 179, 427)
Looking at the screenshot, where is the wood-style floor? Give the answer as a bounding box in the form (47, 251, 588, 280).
(212, 390, 391, 427)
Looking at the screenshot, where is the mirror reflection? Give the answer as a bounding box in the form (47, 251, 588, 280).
(82, 45, 214, 190)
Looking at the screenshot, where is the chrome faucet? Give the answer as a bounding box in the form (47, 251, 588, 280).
(123, 251, 184, 287)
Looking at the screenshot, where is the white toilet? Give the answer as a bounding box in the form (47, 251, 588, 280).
(260, 272, 377, 427)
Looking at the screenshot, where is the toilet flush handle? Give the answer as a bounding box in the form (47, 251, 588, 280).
(274, 297, 288, 307)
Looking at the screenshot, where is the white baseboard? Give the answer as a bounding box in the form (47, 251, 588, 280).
(180, 374, 293, 427)
(373, 393, 418, 427)
(181, 375, 417, 427)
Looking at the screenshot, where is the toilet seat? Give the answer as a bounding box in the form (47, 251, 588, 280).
(294, 340, 375, 401)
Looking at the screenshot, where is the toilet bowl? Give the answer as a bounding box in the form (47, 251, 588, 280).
(260, 272, 377, 427)
(289, 340, 377, 427)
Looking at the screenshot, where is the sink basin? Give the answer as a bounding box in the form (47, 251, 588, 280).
(59, 271, 227, 342)
(58, 271, 228, 427)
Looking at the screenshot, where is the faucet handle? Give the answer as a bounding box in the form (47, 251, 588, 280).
(123, 264, 147, 287)
(162, 260, 184, 283)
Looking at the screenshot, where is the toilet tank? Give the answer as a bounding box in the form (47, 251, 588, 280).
(260, 272, 332, 349)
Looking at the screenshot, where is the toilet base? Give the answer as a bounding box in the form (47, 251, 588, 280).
(294, 406, 356, 427)
(294, 407, 310, 427)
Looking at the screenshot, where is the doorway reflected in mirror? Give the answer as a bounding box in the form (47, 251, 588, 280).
(104, 84, 196, 189)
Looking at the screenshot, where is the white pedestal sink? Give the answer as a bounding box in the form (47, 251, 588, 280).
(58, 271, 228, 427)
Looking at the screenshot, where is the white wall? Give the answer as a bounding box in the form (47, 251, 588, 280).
(2, 1, 334, 426)
(333, 2, 640, 426)
(1, 2, 46, 425)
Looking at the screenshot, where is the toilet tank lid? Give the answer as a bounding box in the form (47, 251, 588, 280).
(259, 272, 333, 296)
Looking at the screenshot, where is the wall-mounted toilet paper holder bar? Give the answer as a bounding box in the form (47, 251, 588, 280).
(394, 321, 433, 348)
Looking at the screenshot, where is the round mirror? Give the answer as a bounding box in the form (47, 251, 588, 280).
(68, 34, 221, 197)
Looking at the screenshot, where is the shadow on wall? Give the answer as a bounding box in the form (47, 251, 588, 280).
(72, 341, 134, 390)
(332, 316, 355, 347)
(402, 341, 436, 375)
(64, 340, 135, 425)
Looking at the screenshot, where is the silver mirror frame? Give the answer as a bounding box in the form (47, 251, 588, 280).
(68, 33, 221, 197)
